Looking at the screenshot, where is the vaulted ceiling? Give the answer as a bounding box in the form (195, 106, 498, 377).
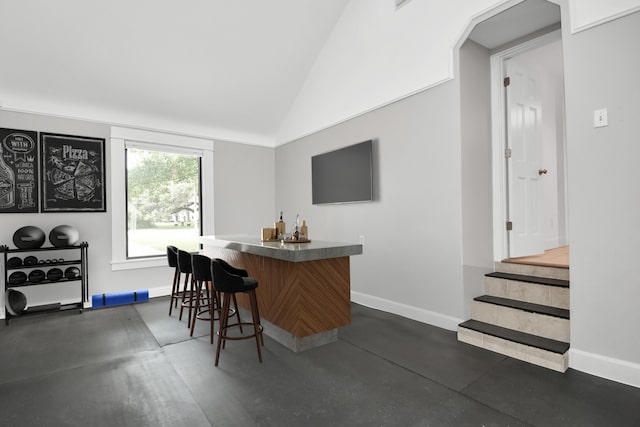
(0, 0, 347, 145)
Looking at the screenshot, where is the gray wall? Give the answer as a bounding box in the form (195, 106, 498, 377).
(459, 39, 494, 318)
(275, 7, 640, 384)
(563, 11, 640, 367)
(275, 81, 465, 328)
(0, 110, 119, 307)
(213, 140, 275, 235)
(0, 109, 275, 309)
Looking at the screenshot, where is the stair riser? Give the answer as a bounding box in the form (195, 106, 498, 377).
(495, 262, 569, 281)
(484, 277, 570, 310)
(471, 301, 570, 342)
(458, 327, 568, 372)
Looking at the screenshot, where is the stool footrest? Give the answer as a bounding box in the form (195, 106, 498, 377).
(195, 309, 212, 321)
(219, 322, 264, 341)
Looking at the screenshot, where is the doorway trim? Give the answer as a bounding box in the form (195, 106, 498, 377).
(490, 29, 563, 262)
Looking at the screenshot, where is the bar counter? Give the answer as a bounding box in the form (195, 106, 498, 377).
(199, 235, 363, 351)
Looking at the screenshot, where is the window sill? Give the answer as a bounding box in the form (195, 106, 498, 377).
(111, 257, 167, 271)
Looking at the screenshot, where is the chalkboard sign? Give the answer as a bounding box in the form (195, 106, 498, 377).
(41, 133, 106, 212)
(0, 128, 39, 213)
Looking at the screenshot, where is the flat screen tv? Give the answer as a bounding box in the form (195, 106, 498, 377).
(312, 140, 373, 205)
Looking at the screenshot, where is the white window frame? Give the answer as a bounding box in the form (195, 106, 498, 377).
(110, 126, 214, 270)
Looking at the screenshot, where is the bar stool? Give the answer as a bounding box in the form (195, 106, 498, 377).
(190, 254, 242, 342)
(177, 249, 197, 328)
(211, 258, 264, 366)
(167, 246, 181, 316)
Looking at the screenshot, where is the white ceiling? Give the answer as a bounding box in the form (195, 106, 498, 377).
(0, 0, 347, 145)
(468, 0, 561, 49)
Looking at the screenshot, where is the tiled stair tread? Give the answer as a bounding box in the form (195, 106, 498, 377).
(459, 319, 570, 354)
(486, 272, 569, 288)
(475, 295, 570, 319)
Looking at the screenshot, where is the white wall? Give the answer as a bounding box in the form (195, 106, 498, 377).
(277, 0, 640, 146)
(276, 0, 500, 144)
(0, 109, 275, 315)
(570, 0, 640, 32)
(276, 80, 465, 330)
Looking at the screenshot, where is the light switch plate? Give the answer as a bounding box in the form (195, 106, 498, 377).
(594, 108, 608, 128)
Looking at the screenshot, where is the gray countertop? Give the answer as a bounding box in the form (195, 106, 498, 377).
(199, 235, 363, 262)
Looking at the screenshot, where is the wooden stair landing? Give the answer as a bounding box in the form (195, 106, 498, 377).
(503, 246, 569, 269)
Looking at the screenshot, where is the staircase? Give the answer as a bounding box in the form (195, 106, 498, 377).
(458, 261, 570, 372)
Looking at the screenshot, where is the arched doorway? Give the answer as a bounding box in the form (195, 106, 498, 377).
(458, 0, 568, 270)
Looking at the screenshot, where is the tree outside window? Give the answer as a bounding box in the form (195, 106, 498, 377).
(126, 148, 201, 258)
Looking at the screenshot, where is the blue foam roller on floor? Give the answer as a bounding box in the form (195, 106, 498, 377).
(92, 294, 105, 308)
(134, 289, 149, 303)
(92, 290, 149, 308)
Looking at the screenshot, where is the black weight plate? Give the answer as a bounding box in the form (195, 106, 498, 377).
(6, 289, 27, 315)
(28, 269, 46, 283)
(23, 256, 38, 266)
(47, 268, 64, 281)
(64, 266, 81, 279)
(7, 257, 22, 268)
(8, 271, 27, 285)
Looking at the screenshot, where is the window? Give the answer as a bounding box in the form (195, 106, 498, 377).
(110, 127, 214, 271)
(126, 147, 201, 258)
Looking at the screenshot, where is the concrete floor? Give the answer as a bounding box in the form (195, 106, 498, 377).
(1, 297, 638, 426)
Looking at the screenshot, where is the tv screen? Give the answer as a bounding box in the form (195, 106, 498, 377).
(312, 140, 373, 205)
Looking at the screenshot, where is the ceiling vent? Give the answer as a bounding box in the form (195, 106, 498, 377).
(395, 0, 413, 10)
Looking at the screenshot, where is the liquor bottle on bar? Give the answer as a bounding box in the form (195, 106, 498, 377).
(0, 144, 16, 208)
(275, 211, 286, 239)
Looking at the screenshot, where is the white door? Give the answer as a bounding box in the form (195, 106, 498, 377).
(505, 58, 545, 257)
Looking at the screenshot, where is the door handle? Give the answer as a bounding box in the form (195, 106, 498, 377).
(538, 169, 548, 175)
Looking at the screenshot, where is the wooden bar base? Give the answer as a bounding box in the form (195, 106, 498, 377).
(201, 246, 352, 348)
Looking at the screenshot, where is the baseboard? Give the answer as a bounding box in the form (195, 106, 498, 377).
(148, 286, 171, 299)
(351, 291, 463, 331)
(570, 348, 640, 388)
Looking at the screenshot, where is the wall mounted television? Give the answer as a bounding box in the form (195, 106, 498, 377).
(312, 140, 373, 205)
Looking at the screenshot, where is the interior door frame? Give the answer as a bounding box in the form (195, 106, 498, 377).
(491, 29, 563, 262)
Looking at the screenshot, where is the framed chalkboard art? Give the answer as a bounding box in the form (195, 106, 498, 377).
(0, 128, 39, 213)
(41, 133, 106, 212)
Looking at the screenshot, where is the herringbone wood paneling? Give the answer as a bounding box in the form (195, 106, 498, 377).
(202, 247, 351, 337)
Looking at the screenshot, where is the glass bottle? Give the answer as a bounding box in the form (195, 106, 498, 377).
(0, 144, 16, 208)
(275, 211, 285, 239)
(292, 214, 300, 241)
